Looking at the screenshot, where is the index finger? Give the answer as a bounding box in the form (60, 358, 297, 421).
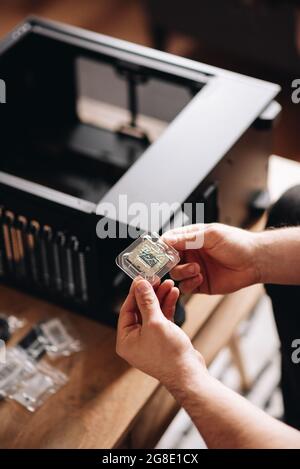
(162, 225, 205, 251)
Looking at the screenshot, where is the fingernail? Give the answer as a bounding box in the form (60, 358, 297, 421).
(136, 280, 151, 294)
(135, 275, 144, 281)
(164, 234, 176, 244)
(187, 264, 196, 275)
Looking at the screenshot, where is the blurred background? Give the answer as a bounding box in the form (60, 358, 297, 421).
(1, 0, 300, 448)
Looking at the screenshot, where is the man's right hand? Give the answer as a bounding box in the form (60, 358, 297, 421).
(162, 223, 261, 295)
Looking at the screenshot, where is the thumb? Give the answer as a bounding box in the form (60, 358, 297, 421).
(134, 278, 162, 324)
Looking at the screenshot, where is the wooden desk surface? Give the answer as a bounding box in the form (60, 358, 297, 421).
(0, 281, 262, 449)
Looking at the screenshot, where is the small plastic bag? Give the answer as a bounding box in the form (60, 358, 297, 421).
(0, 312, 27, 342)
(9, 361, 68, 412)
(0, 347, 36, 398)
(17, 324, 47, 361)
(39, 317, 82, 358)
(5, 314, 27, 333)
(116, 232, 180, 284)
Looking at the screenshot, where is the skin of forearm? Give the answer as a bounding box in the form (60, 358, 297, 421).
(254, 227, 300, 285)
(166, 368, 300, 449)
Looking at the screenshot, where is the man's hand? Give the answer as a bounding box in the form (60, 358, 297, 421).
(116, 277, 205, 387)
(162, 223, 260, 295)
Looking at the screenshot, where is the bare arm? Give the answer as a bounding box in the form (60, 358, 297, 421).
(167, 365, 300, 449)
(256, 227, 300, 285)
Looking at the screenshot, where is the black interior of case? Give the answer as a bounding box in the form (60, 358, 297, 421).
(0, 22, 206, 324)
(1, 31, 203, 204)
(2, 122, 145, 203)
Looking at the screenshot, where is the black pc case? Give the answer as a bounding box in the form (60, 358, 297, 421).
(0, 17, 280, 326)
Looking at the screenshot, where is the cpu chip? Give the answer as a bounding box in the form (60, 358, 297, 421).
(116, 233, 180, 284)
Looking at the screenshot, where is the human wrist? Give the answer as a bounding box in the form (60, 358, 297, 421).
(162, 349, 209, 400)
(252, 230, 276, 285)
